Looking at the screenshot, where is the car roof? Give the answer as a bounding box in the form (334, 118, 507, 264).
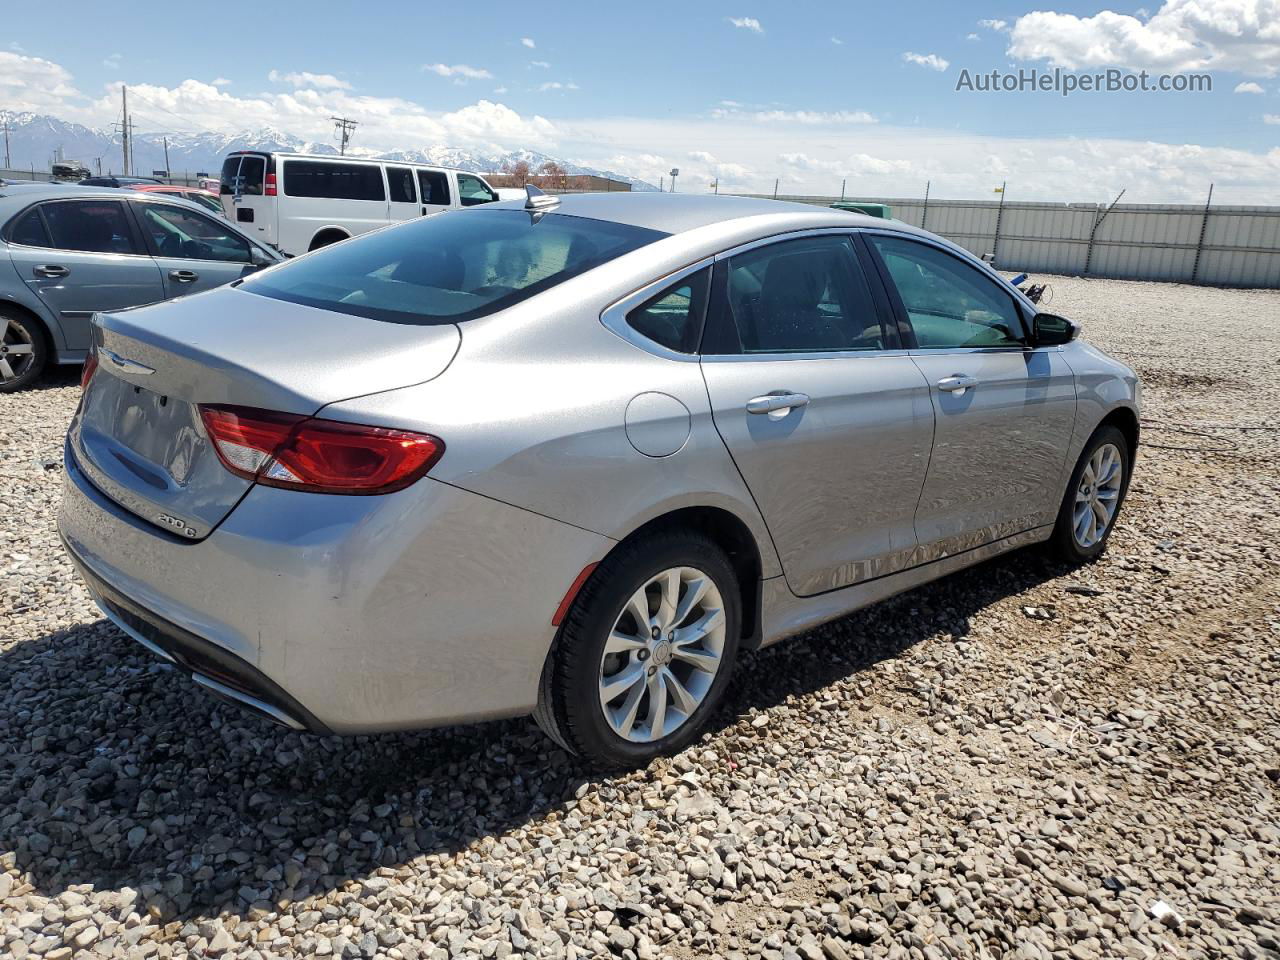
(0, 183, 227, 217)
(484, 191, 903, 236)
(242, 151, 484, 176)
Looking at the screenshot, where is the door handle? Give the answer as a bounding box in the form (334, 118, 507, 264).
(746, 392, 810, 418)
(936, 375, 979, 394)
(169, 269, 199, 284)
(33, 264, 69, 279)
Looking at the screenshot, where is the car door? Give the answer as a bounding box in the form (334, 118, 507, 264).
(700, 232, 935, 597)
(385, 166, 420, 223)
(864, 232, 1077, 555)
(417, 169, 452, 215)
(130, 200, 264, 298)
(4, 199, 164, 350)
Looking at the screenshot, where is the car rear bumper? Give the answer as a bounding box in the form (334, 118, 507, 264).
(58, 440, 612, 733)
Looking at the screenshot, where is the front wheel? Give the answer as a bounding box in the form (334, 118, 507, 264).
(0, 309, 47, 392)
(1048, 424, 1131, 563)
(534, 532, 741, 768)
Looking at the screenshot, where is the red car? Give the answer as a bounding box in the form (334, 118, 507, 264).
(127, 184, 225, 216)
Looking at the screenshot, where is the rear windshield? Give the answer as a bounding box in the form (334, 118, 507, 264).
(242, 209, 668, 325)
(220, 155, 266, 196)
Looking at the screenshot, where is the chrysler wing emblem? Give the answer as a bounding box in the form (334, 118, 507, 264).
(100, 349, 155, 376)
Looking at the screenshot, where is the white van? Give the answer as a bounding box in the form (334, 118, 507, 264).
(218, 152, 500, 256)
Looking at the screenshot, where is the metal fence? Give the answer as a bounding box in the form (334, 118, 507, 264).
(739, 193, 1280, 289)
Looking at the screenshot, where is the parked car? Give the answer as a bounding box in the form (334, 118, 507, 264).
(79, 176, 165, 188)
(0, 184, 282, 390)
(218, 151, 499, 256)
(127, 183, 225, 215)
(52, 161, 92, 181)
(57, 191, 1139, 766)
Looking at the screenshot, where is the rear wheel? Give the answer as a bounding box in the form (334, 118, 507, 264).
(308, 230, 348, 251)
(535, 532, 740, 768)
(1049, 425, 1130, 563)
(0, 309, 47, 392)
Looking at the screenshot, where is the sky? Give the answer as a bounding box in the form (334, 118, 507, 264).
(3, 0, 1279, 202)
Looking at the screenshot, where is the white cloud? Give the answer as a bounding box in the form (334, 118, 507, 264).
(831, 37, 844, 45)
(268, 69, 351, 90)
(978, 19, 1009, 32)
(1007, 0, 1280, 77)
(521, 37, 536, 48)
(539, 81, 579, 92)
(903, 52, 950, 71)
(728, 16, 764, 34)
(711, 106, 876, 124)
(966, 33, 981, 41)
(1265, 114, 1280, 123)
(212, 77, 232, 87)
(0, 52, 81, 114)
(531, 60, 551, 69)
(780, 151, 913, 177)
(719, 99, 743, 108)
(9, 42, 24, 52)
(102, 53, 122, 70)
(493, 86, 508, 94)
(1235, 81, 1265, 93)
(423, 63, 493, 81)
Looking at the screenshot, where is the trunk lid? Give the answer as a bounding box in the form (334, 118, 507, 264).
(71, 286, 460, 539)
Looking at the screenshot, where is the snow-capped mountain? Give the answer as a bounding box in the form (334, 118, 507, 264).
(0, 112, 655, 190)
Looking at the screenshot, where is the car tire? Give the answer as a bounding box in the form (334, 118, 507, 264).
(0, 308, 48, 393)
(1048, 424, 1131, 564)
(534, 531, 741, 768)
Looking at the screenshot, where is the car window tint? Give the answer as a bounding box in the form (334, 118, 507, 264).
(245, 209, 667, 325)
(283, 161, 385, 201)
(236, 156, 265, 196)
(387, 167, 417, 203)
(625, 269, 710, 353)
(417, 170, 451, 205)
(140, 204, 251, 262)
(10, 207, 52, 247)
(724, 236, 883, 353)
(42, 201, 138, 255)
(457, 174, 496, 207)
(868, 235, 1023, 348)
(219, 156, 241, 196)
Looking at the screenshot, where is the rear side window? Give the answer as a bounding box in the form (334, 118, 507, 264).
(237, 156, 265, 196)
(418, 170, 451, 205)
(244, 209, 668, 325)
(219, 157, 240, 196)
(41, 200, 139, 255)
(625, 269, 710, 353)
(283, 161, 385, 201)
(387, 167, 416, 203)
(720, 235, 884, 353)
(9, 207, 52, 247)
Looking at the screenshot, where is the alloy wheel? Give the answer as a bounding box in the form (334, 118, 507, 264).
(1073, 442, 1123, 549)
(598, 566, 726, 743)
(0, 317, 36, 384)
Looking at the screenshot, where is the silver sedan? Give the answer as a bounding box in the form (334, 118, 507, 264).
(58, 190, 1139, 767)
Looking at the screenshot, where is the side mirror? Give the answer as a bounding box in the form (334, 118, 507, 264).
(250, 246, 276, 268)
(1032, 312, 1079, 347)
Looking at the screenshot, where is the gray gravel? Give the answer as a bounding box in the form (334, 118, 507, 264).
(2, 275, 1279, 960)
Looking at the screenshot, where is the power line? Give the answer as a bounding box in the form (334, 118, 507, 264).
(330, 116, 358, 155)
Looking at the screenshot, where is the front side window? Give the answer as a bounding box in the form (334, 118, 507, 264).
(387, 167, 417, 203)
(244, 209, 667, 325)
(868, 235, 1023, 348)
(283, 161, 385, 201)
(9, 207, 52, 247)
(138, 204, 251, 262)
(457, 174, 497, 206)
(418, 170, 451, 206)
(625, 269, 710, 353)
(721, 235, 884, 354)
(41, 201, 138, 255)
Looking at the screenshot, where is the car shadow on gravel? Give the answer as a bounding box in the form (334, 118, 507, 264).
(0, 547, 1065, 922)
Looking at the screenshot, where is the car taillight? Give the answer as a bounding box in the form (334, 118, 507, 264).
(80, 347, 98, 391)
(264, 173, 277, 197)
(198, 405, 443, 495)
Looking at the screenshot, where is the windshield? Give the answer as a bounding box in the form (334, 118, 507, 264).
(242, 209, 668, 325)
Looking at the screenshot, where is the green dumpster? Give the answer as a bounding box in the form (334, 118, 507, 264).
(830, 201, 892, 219)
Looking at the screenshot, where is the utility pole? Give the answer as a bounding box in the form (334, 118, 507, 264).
(840, 178, 846, 201)
(122, 85, 130, 175)
(163, 136, 171, 179)
(921, 180, 931, 231)
(2, 119, 10, 170)
(330, 116, 358, 155)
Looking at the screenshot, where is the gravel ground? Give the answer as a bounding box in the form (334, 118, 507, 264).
(2, 275, 1278, 960)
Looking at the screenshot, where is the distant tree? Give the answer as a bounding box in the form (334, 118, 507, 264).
(539, 160, 568, 190)
(502, 158, 532, 185)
